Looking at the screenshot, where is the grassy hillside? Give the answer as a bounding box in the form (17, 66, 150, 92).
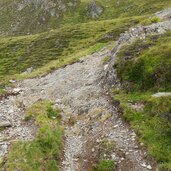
(0, 17, 141, 86)
(0, 0, 171, 170)
(116, 31, 171, 92)
(114, 31, 171, 170)
(0, 0, 171, 36)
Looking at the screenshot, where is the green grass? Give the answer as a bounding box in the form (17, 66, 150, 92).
(113, 89, 171, 170)
(113, 28, 171, 170)
(92, 139, 116, 171)
(0, 17, 142, 86)
(116, 31, 171, 92)
(93, 159, 116, 171)
(3, 101, 63, 171)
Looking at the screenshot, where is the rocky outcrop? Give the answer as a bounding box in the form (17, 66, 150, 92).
(152, 92, 171, 97)
(156, 6, 171, 19)
(14, 0, 79, 17)
(0, 0, 80, 35)
(86, 1, 103, 18)
(0, 121, 11, 129)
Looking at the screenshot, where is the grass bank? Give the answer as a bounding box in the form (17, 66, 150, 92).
(113, 90, 171, 170)
(114, 30, 171, 170)
(3, 101, 63, 171)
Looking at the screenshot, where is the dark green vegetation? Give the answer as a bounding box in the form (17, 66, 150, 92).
(93, 159, 116, 171)
(0, 0, 171, 36)
(117, 31, 171, 92)
(92, 139, 116, 171)
(114, 31, 171, 170)
(3, 101, 63, 171)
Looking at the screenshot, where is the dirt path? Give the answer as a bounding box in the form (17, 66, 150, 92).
(1, 16, 171, 170)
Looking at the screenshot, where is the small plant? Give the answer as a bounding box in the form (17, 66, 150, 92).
(47, 105, 61, 119)
(102, 56, 111, 64)
(68, 116, 76, 126)
(141, 17, 161, 25)
(93, 159, 116, 171)
(24, 114, 33, 121)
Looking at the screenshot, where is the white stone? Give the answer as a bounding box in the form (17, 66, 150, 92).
(152, 92, 171, 97)
(91, 148, 95, 152)
(147, 165, 152, 170)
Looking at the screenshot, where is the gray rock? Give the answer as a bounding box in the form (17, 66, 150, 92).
(86, 1, 103, 18)
(152, 92, 171, 97)
(156, 7, 171, 19)
(147, 165, 152, 170)
(0, 121, 11, 128)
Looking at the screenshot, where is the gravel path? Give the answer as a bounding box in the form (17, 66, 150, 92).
(0, 49, 155, 171)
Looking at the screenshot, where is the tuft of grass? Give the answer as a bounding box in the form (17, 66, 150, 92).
(92, 138, 116, 171)
(102, 56, 111, 64)
(46, 105, 61, 119)
(140, 16, 161, 25)
(113, 89, 171, 170)
(93, 159, 116, 171)
(4, 101, 63, 171)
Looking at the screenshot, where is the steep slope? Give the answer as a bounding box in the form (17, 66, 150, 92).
(0, 1, 171, 171)
(1, 0, 171, 36)
(0, 17, 141, 88)
(0, 12, 171, 170)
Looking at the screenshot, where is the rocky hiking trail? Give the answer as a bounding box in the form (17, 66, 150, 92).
(0, 12, 171, 170)
(0, 49, 155, 171)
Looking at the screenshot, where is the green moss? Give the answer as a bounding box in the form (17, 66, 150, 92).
(4, 101, 63, 171)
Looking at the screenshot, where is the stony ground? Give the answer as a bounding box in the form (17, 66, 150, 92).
(0, 11, 171, 170)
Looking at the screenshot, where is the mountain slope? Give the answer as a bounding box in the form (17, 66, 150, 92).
(0, 17, 141, 86)
(0, 0, 171, 36)
(0, 1, 171, 171)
